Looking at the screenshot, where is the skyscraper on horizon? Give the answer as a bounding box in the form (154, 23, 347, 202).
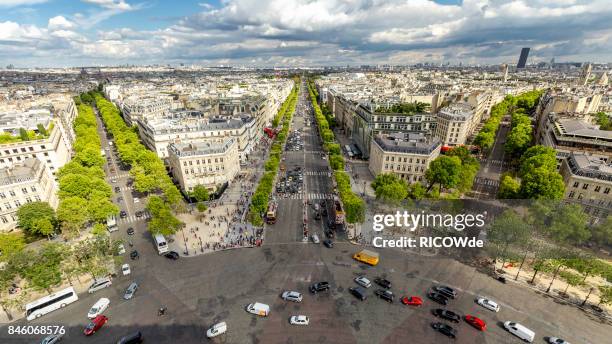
(517, 47, 530, 68)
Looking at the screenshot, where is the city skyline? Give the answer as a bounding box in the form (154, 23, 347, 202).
(1, 0, 612, 67)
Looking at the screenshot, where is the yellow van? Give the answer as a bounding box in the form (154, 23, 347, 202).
(353, 249, 379, 266)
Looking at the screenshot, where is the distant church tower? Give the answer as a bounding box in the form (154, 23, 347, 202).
(500, 64, 509, 82)
(580, 63, 592, 86)
(597, 72, 608, 86)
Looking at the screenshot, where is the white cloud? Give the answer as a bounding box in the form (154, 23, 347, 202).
(82, 0, 132, 11)
(48, 16, 75, 31)
(0, 0, 47, 8)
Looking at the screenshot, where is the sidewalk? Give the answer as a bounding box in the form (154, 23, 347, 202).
(168, 137, 271, 256)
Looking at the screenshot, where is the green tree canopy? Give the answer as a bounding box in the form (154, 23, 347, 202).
(425, 155, 462, 192)
(16, 202, 57, 236)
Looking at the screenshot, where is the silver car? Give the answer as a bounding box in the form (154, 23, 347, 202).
(123, 282, 138, 300)
(354, 276, 372, 288)
(281, 291, 303, 302)
(40, 334, 63, 344)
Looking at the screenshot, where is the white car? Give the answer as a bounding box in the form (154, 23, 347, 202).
(289, 315, 310, 326)
(87, 297, 110, 319)
(477, 297, 500, 312)
(281, 291, 303, 302)
(354, 276, 372, 288)
(121, 263, 131, 276)
(548, 338, 570, 344)
(117, 243, 126, 255)
(206, 321, 227, 338)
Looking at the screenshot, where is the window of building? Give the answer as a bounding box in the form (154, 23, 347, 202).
(577, 193, 583, 200)
(14, 200, 21, 207)
(43, 152, 48, 156)
(604, 188, 610, 194)
(40, 145, 46, 149)
(0, 193, 4, 199)
(568, 191, 575, 198)
(28, 147, 33, 151)
(21, 188, 28, 194)
(26, 197, 32, 203)
(9, 191, 15, 196)
(582, 183, 589, 190)
(35, 196, 41, 201)
(20, 148, 26, 152)
(1, 216, 7, 223)
(594, 186, 601, 192)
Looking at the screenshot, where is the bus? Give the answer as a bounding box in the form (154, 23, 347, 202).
(266, 202, 277, 224)
(26, 286, 78, 321)
(154, 234, 169, 254)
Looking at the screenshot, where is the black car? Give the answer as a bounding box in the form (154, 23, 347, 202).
(431, 322, 457, 339)
(374, 289, 394, 303)
(349, 287, 367, 301)
(433, 285, 457, 299)
(117, 331, 143, 344)
(310, 282, 330, 293)
(115, 186, 121, 192)
(433, 309, 460, 323)
(120, 211, 127, 218)
(374, 277, 392, 289)
(127, 227, 134, 235)
(135, 211, 143, 218)
(164, 251, 179, 260)
(327, 221, 336, 230)
(130, 250, 139, 260)
(324, 229, 335, 239)
(323, 239, 333, 248)
(428, 292, 449, 305)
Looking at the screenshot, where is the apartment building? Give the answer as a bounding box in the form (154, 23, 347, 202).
(167, 139, 240, 193)
(536, 112, 612, 167)
(559, 152, 612, 222)
(121, 96, 178, 125)
(434, 103, 478, 146)
(369, 133, 441, 183)
(538, 89, 603, 117)
(0, 158, 58, 232)
(137, 111, 257, 162)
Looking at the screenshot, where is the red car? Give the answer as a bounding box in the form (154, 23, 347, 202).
(401, 296, 423, 306)
(464, 315, 486, 331)
(84, 315, 108, 336)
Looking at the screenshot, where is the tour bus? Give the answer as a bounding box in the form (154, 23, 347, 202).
(154, 234, 169, 255)
(266, 202, 277, 224)
(26, 286, 78, 321)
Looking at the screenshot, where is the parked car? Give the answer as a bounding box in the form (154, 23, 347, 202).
(311, 234, 320, 244)
(130, 250, 139, 260)
(84, 315, 108, 336)
(289, 315, 310, 326)
(349, 287, 367, 301)
(464, 315, 486, 331)
(116, 331, 143, 344)
(120, 211, 127, 218)
(374, 277, 391, 289)
(477, 297, 500, 312)
(427, 291, 449, 305)
(548, 338, 570, 344)
(323, 239, 333, 248)
(40, 333, 63, 344)
(433, 308, 460, 323)
(135, 211, 144, 218)
(88, 277, 112, 294)
(126, 227, 134, 235)
(281, 291, 303, 303)
(310, 281, 330, 293)
(123, 282, 138, 300)
(354, 276, 372, 288)
(121, 264, 131, 276)
(164, 251, 179, 260)
(117, 243, 126, 255)
(431, 322, 456, 339)
(400, 296, 423, 306)
(87, 298, 110, 319)
(374, 289, 394, 303)
(115, 186, 120, 192)
(433, 285, 457, 299)
(206, 322, 227, 338)
(503, 321, 535, 343)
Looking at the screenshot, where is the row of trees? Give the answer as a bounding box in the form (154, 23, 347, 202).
(55, 102, 118, 238)
(93, 93, 183, 236)
(248, 84, 299, 226)
(307, 80, 365, 223)
(498, 145, 565, 200)
(488, 207, 612, 306)
(503, 90, 544, 158)
(0, 236, 121, 320)
(375, 101, 428, 114)
(473, 96, 513, 152)
(425, 146, 480, 196)
(594, 112, 612, 131)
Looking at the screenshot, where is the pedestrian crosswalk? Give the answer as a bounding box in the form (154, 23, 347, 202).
(305, 150, 324, 154)
(474, 177, 500, 187)
(304, 171, 331, 176)
(117, 213, 151, 224)
(280, 193, 335, 200)
(479, 159, 505, 166)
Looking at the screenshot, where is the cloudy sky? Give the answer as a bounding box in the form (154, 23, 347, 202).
(0, 0, 611, 67)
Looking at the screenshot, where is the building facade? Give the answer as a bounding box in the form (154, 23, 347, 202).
(167, 139, 240, 193)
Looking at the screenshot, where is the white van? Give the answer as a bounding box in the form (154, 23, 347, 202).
(88, 277, 112, 294)
(206, 322, 227, 338)
(246, 302, 270, 317)
(504, 321, 535, 343)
